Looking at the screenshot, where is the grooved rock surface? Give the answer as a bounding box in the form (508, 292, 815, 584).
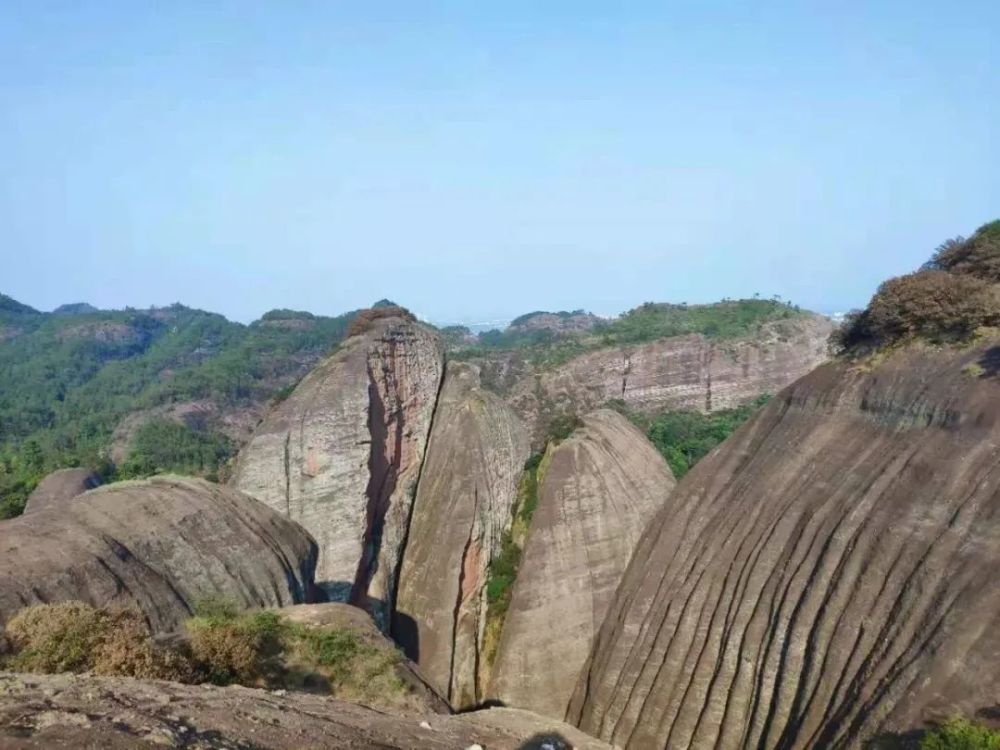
(502, 316, 833, 442)
(394, 362, 530, 709)
(568, 342, 1000, 749)
(232, 317, 444, 627)
(490, 409, 675, 719)
(23, 468, 101, 514)
(0, 672, 614, 749)
(0, 476, 316, 633)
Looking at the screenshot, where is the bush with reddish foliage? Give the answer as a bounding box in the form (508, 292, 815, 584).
(345, 306, 416, 338)
(832, 221, 1000, 352)
(926, 221, 1000, 282)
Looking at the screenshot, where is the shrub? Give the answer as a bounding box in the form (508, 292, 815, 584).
(921, 718, 1000, 750)
(345, 306, 416, 338)
(926, 221, 1000, 282)
(186, 608, 284, 685)
(4, 602, 107, 673)
(836, 270, 999, 350)
(3, 601, 191, 680)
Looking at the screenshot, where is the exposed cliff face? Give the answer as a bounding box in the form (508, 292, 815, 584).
(23, 467, 101, 514)
(0, 476, 317, 633)
(394, 362, 531, 709)
(502, 316, 833, 442)
(568, 341, 1000, 749)
(490, 409, 675, 719)
(0, 672, 613, 750)
(232, 316, 444, 627)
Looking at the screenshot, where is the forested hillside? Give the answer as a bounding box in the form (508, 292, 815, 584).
(0, 299, 356, 517)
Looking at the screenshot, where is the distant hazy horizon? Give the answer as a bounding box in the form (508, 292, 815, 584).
(2, 3, 997, 324)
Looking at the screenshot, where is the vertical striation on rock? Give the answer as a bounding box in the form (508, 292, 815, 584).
(394, 362, 530, 709)
(233, 315, 444, 627)
(489, 409, 676, 719)
(567, 342, 1000, 749)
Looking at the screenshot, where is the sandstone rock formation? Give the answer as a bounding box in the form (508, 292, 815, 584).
(568, 341, 1000, 749)
(394, 362, 530, 709)
(0, 476, 316, 632)
(490, 409, 675, 719)
(233, 315, 444, 627)
(22, 467, 101, 514)
(278, 602, 450, 714)
(0, 672, 614, 750)
(497, 315, 833, 442)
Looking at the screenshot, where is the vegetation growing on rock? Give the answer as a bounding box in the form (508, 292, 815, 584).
(453, 298, 807, 366)
(1, 600, 415, 710)
(920, 718, 1000, 750)
(833, 220, 1000, 352)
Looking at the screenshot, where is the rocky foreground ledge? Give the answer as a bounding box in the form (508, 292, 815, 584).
(0, 672, 613, 750)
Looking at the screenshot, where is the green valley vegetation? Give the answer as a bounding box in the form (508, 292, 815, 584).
(451, 298, 809, 368)
(0, 300, 357, 518)
(610, 395, 772, 479)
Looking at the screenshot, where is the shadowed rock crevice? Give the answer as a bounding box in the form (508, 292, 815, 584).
(233, 315, 444, 624)
(394, 362, 531, 711)
(351, 353, 402, 619)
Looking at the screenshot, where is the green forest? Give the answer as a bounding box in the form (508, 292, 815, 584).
(453, 297, 808, 366)
(0, 300, 355, 518)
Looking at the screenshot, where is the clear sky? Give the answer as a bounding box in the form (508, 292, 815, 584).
(1, 2, 997, 324)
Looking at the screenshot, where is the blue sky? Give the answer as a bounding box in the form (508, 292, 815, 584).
(1, 2, 997, 324)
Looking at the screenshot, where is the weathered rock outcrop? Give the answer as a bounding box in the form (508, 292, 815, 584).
(233, 315, 444, 627)
(568, 341, 1000, 749)
(278, 603, 450, 714)
(394, 362, 530, 709)
(23, 467, 101, 514)
(490, 409, 675, 719)
(500, 315, 833, 442)
(0, 476, 316, 632)
(0, 672, 614, 750)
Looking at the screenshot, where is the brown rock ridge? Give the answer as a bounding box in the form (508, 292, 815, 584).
(568, 341, 1000, 749)
(0, 672, 614, 750)
(499, 315, 833, 442)
(23, 467, 101, 514)
(0, 476, 317, 633)
(490, 409, 675, 719)
(394, 362, 531, 709)
(232, 314, 445, 628)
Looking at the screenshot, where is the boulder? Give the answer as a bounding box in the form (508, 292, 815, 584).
(394, 362, 530, 709)
(278, 603, 450, 714)
(0, 476, 317, 633)
(0, 672, 614, 749)
(568, 342, 1000, 749)
(232, 315, 444, 627)
(489, 409, 675, 719)
(23, 468, 101, 514)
